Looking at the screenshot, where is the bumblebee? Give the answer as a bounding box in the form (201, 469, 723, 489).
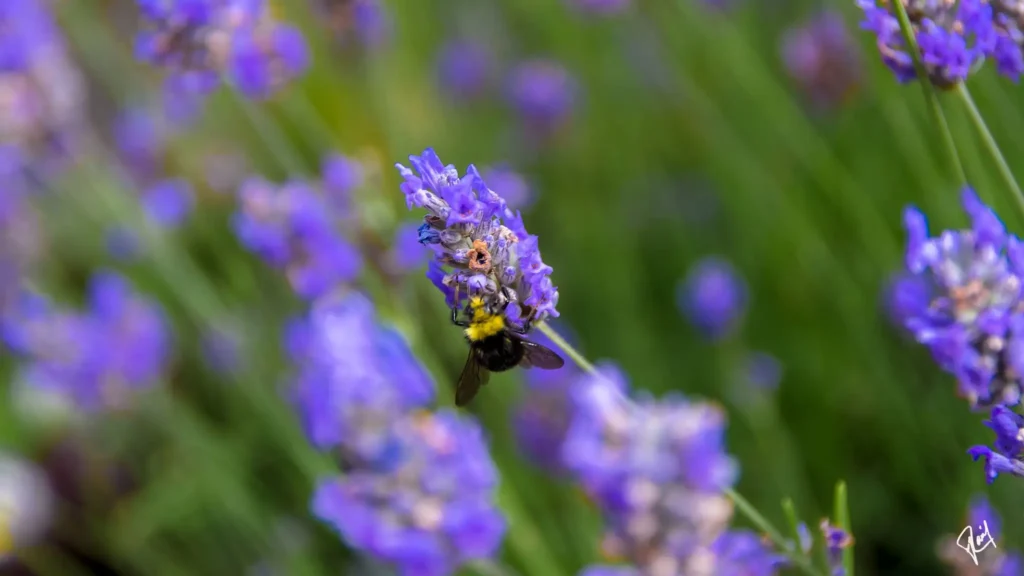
(450, 291, 565, 406)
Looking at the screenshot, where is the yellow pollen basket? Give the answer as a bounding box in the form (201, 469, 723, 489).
(464, 297, 506, 340)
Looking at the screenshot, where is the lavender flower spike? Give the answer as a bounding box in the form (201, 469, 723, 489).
(395, 148, 559, 327)
(891, 187, 1024, 408)
(233, 177, 362, 300)
(2, 272, 170, 412)
(781, 10, 863, 109)
(135, 0, 310, 106)
(968, 404, 1024, 483)
(288, 292, 434, 462)
(312, 410, 506, 576)
(856, 0, 993, 87)
(678, 256, 747, 340)
(565, 364, 784, 575)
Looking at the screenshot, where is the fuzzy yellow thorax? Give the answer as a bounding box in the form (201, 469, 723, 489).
(464, 297, 505, 341)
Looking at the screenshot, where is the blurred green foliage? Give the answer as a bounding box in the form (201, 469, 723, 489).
(5, 0, 1023, 575)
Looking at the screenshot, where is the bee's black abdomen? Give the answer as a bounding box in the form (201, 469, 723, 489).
(473, 334, 525, 372)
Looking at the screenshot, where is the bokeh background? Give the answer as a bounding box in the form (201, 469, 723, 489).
(2, 0, 1022, 574)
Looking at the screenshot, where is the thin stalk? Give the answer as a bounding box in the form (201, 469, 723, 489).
(536, 322, 596, 373)
(888, 0, 967, 187)
(726, 489, 830, 576)
(956, 84, 1024, 215)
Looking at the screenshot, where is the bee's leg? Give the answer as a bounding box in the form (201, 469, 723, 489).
(451, 306, 470, 327)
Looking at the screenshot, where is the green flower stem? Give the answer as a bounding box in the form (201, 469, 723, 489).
(888, 0, 967, 187)
(833, 481, 855, 576)
(535, 323, 596, 373)
(536, 323, 828, 576)
(955, 84, 1024, 215)
(726, 489, 830, 576)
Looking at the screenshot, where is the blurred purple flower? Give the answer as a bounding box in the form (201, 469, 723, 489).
(143, 178, 195, 229)
(744, 351, 782, 391)
(436, 39, 493, 102)
(105, 226, 143, 262)
(563, 363, 777, 574)
(938, 495, 1021, 575)
(566, 0, 631, 15)
(289, 292, 434, 461)
(781, 11, 863, 109)
(312, 409, 505, 576)
(678, 257, 747, 341)
(856, 0, 992, 87)
(507, 60, 576, 137)
(0, 0, 86, 173)
(890, 188, 1024, 409)
(135, 0, 310, 108)
(390, 222, 430, 274)
(321, 0, 391, 49)
(113, 106, 168, 184)
(201, 324, 242, 377)
(395, 148, 559, 326)
(321, 152, 362, 215)
(2, 272, 170, 411)
(233, 177, 362, 300)
(229, 24, 309, 99)
(819, 520, 853, 576)
(482, 165, 533, 211)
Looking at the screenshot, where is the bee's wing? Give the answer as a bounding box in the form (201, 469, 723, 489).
(517, 338, 566, 370)
(455, 352, 490, 407)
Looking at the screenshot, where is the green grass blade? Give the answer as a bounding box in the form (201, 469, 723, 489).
(834, 481, 855, 576)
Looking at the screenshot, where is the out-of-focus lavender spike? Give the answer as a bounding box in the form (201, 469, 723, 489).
(0, 0, 87, 176)
(507, 60, 577, 139)
(312, 409, 505, 576)
(232, 176, 362, 300)
(201, 323, 243, 377)
(142, 178, 195, 229)
(564, 363, 785, 574)
(134, 0, 310, 111)
(2, 272, 171, 412)
(289, 292, 434, 460)
(781, 10, 863, 109)
(678, 256, 747, 341)
(482, 165, 533, 211)
(113, 106, 170, 185)
(435, 39, 494, 102)
(319, 0, 392, 50)
(389, 222, 431, 274)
